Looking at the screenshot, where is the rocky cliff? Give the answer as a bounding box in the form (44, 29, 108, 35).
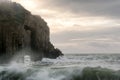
(0, 1, 63, 63)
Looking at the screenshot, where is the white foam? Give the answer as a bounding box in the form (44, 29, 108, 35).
(0, 54, 119, 80)
(24, 55, 32, 67)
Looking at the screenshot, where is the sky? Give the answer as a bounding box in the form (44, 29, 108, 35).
(12, 0, 120, 54)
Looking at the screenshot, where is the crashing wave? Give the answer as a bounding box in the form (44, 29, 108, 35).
(0, 62, 120, 80)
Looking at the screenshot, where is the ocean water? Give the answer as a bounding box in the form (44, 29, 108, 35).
(0, 54, 120, 80)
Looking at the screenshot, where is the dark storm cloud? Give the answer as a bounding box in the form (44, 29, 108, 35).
(43, 0, 120, 18)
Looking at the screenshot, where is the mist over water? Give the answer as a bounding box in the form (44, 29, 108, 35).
(0, 54, 120, 80)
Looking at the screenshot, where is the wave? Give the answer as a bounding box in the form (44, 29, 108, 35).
(68, 67, 120, 80)
(0, 54, 120, 80)
(0, 63, 120, 80)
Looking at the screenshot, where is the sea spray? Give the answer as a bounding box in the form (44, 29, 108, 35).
(24, 55, 32, 67)
(0, 54, 120, 80)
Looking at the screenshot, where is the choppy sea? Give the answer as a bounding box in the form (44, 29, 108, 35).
(0, 54, 120, 80)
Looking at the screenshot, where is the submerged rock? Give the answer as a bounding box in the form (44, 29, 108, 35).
(0, 1, 63, 63)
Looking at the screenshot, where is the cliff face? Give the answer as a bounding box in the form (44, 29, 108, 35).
(0, 1, 63, 63)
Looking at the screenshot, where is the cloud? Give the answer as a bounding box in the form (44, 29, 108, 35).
(12, 0, 120, 33)
(12, 0, 120, 53)
(51, 26, 120, 41)
(51, 26, 120, 53)
(36, 0, 120, 19)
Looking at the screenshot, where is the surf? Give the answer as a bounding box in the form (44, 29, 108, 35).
(0, 54, 120, 80)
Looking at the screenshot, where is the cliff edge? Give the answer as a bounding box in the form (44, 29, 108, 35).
(0, 1, 63, 63)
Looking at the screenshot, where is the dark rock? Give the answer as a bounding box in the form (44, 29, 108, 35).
(0, 1, 63, 63)
(44, 48, 63, 59)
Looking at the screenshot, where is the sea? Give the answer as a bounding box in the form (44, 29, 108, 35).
(0, 54, 120, 80)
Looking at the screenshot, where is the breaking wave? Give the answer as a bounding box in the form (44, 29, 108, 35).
(0, 54, 120, 80)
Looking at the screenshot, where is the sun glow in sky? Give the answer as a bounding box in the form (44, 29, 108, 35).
(12, 0, 120, 32)
(12, 0, 120, 33)
(11, 0, 120, 53)
(13, 0, 37, 10)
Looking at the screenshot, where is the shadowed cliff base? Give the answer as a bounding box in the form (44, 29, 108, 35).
(0, 1, 63, 63)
